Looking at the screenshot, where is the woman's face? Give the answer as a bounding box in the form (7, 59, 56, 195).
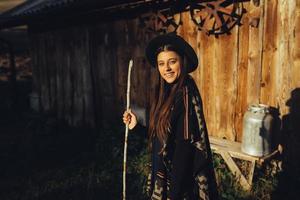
(157, 50, 182, 84)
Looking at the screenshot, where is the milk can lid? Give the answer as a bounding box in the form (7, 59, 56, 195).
(248, 104, 270, 113)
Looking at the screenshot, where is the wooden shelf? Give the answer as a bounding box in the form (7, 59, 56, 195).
(209, 136, 279, 190)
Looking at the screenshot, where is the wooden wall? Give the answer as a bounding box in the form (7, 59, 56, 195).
(29, 23, 154, 129)
(30, 0, 300, 141)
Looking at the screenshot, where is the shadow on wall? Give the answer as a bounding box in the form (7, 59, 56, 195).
(272, 88, 300, 199)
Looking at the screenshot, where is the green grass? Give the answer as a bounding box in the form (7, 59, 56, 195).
(0, 117, 281, 200)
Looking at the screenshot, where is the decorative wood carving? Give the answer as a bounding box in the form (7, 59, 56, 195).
(138, 8, 182, 34)
(190, 0, 248, 35)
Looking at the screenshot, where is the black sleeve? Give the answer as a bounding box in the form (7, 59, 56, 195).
(129, 123, 148, 137)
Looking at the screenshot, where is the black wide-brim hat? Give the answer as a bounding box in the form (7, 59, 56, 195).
(145, 33, 199, 73)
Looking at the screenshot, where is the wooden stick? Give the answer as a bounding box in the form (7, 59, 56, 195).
(123, 59, 133, 200)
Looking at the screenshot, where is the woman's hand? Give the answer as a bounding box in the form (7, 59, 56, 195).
(123, 109, 137, 130)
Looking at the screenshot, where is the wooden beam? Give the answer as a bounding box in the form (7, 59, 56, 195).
(220, 151, 251, 190)
(0, 0, 25, 12)
(248, 160, 256, 185)
(209, 136, 259, 162)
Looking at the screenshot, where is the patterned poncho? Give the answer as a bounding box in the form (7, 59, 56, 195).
(150, 76, 219, 200)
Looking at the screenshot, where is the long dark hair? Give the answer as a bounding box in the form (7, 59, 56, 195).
(148, 44, 187, 144)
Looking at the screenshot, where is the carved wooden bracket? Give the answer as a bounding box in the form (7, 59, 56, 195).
(190, 0, 248, 35)
(138, 0, 250, 36)
(138, 8, 182, 34)
(252, 0, 260, 7)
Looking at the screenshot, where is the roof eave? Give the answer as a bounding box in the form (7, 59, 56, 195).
(0, 0, 182, 30)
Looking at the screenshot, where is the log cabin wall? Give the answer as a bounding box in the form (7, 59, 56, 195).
(29, 24, 155, 129)
(29, 0, 300, 141)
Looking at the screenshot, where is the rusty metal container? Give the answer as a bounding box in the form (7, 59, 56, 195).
(241, 104, 273, 157)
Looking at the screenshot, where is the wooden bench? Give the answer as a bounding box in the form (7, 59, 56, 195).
(209, 136, 279, 190)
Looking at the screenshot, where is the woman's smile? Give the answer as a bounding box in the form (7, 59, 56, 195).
(164, 72, 175, 78)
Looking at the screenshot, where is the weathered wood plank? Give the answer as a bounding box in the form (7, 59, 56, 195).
(46, 32, 57, 114)
(260, 0, 279, 107)
(70, 29, 84, 126)
(88, 24, 103, 127)
(248, 160, 256, 185)
(54, 32, 61, 119)
(114, 20, 129, 110)
(210, 136, 279, 163)
(246, 0, 264, 105)
(64, 38, 73, 126)
(39, 34, 51, 112)
(210, 136, 259, 162)
(29, 33, 40, 102)
(192, 14, 217, 139)
(214, 31, 239, 141)
(81, 27, 94, 127)
(219, 151, 251, 190)
(235, 2, 250, 142)
(277, 0, 293, 116)
(90, 23, 119, 127)
(292, 1, 300, 89)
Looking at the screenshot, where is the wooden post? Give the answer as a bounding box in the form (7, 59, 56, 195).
(220, 151, 251, 190)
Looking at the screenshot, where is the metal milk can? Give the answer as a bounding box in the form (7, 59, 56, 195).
(241, 104, 273, 157)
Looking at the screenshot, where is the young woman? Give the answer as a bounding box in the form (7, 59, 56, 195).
(123, 33, 218, 200)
